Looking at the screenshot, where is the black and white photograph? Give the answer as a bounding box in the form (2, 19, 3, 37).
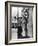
(11, 7, 33, 39)
(5, 1, 37, 45)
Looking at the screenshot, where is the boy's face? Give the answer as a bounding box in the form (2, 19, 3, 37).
(22, 8, 29, 19)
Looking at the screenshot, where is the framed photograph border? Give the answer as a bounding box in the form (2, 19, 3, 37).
(5, 1, 37, 45)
